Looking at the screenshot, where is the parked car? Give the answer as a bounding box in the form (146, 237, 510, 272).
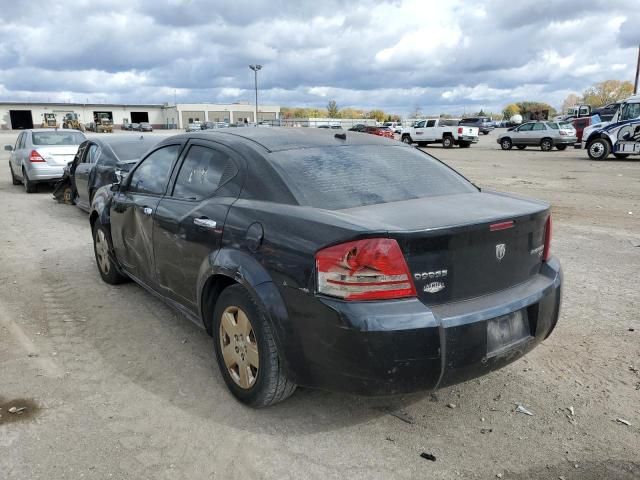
(121, 122, 132, 131)
(201, 122, 216, 130)
(459, 117, 494, 135)
(89, 128, 561, 407)
(348, 124, 368, 132)
(5, 129, 86, 193)
(138, 122, 153, 132)
(497, 121, 577, 151)
(401, 119, 478, 148)
(382, 121, 400, 132)
(186, 122, 202, 132)
(53, 135, 167, 210)
(361, 125, 394, 138)
(130, 123, 140, 131)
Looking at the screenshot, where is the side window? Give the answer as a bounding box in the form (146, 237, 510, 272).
(415, 120, 426, 128)
(86, 144, 100, 163)
(532, 123, 545, 131)
(517, 123, 533, 132)
(621, 103, 640, 121)
(172, 145, 238, 201)
(20, 133, 28, 149)
(128, 145, 180, 195)
(426, 120, 436, 127)
(546, 123, 559, 130)
(14, 133, 23, 150)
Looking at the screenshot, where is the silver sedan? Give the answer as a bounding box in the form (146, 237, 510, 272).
(5, 129, 86, 193)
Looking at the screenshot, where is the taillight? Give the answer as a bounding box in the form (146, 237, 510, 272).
(543, 215, 552, 261)
(315, 238, 416, 300)
(29, 150, 45, 162)
(559, 131, 567, 136)
(458, 127, 463, 134)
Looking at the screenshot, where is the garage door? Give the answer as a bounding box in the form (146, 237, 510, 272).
(130, 112, 149, 123)
(207, 111, 230, 122)
(9, 110, 33, 129)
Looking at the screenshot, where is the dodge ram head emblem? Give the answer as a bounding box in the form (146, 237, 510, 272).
(496, 243, 506, 261)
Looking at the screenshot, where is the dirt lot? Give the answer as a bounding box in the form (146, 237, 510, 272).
(1, 130, 638, 480)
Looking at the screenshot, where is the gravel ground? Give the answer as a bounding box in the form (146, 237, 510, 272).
(0, 130, 638, 480)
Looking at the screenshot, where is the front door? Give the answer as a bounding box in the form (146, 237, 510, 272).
(423, 119, 437, 141)
(153, 141, 242, 308)
(110, 144, 182, 286)
(74, 142, 99, 209)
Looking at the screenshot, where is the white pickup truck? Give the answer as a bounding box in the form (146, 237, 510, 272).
(400, 119, 479, 148)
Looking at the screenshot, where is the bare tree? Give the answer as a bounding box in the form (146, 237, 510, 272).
(327, 100, 339, 118)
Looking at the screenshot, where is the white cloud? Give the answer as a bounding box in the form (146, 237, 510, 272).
(0, 0, 636, 115)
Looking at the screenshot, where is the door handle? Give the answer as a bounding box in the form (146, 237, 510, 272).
(143, 207, 153, 216)
(193, 217, 217, 229)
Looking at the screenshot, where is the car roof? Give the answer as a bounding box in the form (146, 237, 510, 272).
(165, 127, 404, 152)
(22, 128, 86, 133)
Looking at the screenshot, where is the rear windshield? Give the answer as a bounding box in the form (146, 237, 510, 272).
(32, 131, 85, 145)
(110, 141, 157, 161)
(269, 145, 476, 210)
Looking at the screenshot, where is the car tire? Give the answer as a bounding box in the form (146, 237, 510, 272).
(22, 169, 37, 193)
(442, 136, 454, 148)
(613, 153, 630, 159)
(213, 284, 296, 408)
(401, 135, 413, 144)
(556, 145, 567, 151)
(500, 138, 513, 150)
(587, 138, 610, 160)
(516, 145, 526, 150)
(92, 223, 128, 285)
(540, 138, 553, 151)
(9, 164, 20, 185)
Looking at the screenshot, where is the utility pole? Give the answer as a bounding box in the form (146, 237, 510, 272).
(249, 64, 262, 126)
(634, 44, 640, 95)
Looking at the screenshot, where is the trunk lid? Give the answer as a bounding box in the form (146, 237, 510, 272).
(338, 192, 549, 304)
(35, 146, 79, 167)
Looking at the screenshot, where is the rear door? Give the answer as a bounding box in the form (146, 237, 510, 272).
(531, 122, 546, 144)
(110, 144, 182, 286)
(153, 140, 243, 308)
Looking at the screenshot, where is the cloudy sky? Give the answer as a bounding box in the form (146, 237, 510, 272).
(0, 0, 637, 115)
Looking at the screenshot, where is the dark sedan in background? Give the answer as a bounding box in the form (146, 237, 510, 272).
(54, 135, 166, 211)
(89, 128, 561, 407)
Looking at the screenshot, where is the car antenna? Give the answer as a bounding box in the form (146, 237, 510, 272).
(334, 133, 346, 140)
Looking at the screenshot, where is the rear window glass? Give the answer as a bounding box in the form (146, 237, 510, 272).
(110, 141, 158, 161)
(32, 131, 85, 145)
(269, 145, 476, 210)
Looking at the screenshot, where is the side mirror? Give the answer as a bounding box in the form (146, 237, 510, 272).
(4, 145, 13, 151)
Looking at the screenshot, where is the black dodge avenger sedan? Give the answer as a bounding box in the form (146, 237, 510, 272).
(90, 128, 562, 407)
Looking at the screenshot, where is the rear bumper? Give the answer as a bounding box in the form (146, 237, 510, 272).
(284, 257, 562, 395)
(27, 164, 65, 182)
(459, 135, 479, 143)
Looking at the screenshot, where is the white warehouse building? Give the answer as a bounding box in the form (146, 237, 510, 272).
(0, 101, 280, 130)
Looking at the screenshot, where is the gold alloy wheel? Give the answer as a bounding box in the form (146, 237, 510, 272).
(219, 306, 259, 389)
(95, 229, 110, 275)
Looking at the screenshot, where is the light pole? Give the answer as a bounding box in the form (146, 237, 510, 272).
(249, 64, 262, 126)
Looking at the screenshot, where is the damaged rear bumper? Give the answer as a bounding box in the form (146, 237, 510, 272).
(287, 257, 562, 395)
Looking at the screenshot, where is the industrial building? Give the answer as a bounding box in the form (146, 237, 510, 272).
(0, 102, 280, 130)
